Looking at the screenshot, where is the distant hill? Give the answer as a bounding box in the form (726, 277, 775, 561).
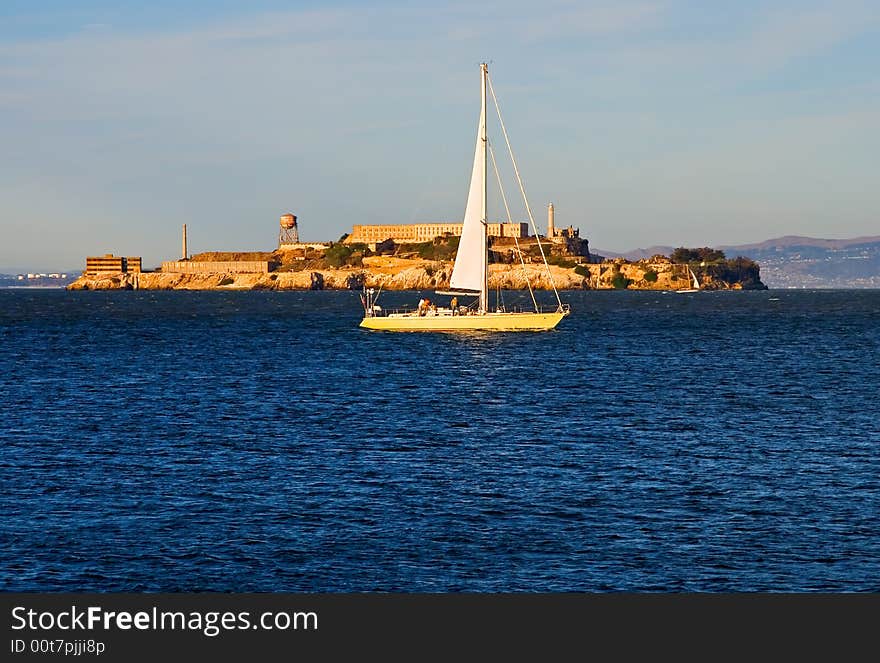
(720, 235, 880, 252)
(723, 236, 880, 288)
(594, 236, 880, 288)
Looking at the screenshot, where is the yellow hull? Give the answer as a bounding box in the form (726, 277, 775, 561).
(360, 311, 566, 331)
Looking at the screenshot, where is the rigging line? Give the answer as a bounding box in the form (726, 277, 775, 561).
(488, 141, 538, 312)
(486, 72, 563, 310)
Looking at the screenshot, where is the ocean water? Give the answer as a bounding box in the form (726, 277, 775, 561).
(1, 289, 878, 592)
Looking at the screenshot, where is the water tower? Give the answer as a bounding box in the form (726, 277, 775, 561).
(279, 213, 299, 245)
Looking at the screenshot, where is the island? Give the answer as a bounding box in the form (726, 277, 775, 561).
(67, 239, 767, 292)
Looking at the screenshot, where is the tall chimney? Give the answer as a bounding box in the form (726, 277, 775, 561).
(547, 202, 555, 238)
(182, 223, 188, 260)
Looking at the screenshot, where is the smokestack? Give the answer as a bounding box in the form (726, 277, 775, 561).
(182, 223, 188, 260)
(547, 202, 555, 238)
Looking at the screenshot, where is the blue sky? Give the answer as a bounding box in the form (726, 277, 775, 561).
(1, 1, 878, 271)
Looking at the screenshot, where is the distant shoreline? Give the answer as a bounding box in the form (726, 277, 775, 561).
(1, 285, 67, 290)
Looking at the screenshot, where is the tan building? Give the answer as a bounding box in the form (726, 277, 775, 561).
(345, 222, 529, 245)
(85, 254, 142, 275)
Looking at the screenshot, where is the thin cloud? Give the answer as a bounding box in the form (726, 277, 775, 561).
(520, 2, 665, 40)
(737, 1, 880, 71)
(580, 0, 879, 83)
(443, 1, 665, 43)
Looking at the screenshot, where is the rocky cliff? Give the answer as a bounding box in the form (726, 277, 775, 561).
(67, 256, 760, 291)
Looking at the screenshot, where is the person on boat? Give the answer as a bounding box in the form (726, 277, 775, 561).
(450, 296, 458, 315)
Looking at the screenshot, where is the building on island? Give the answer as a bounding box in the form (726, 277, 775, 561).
(344, 222, 529, 247)
(545, 203, 579, 243)
(279, 213, 299, 245)
(346, 208, 581, 249)
(85, 254, 142, 275)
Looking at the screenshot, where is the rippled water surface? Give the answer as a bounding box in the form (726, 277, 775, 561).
(1, 289, 878, 591)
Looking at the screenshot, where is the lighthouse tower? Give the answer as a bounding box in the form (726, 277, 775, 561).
(547, 202, 555, 239)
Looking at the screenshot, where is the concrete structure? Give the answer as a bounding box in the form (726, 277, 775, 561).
(160, 261, 269, 274)
(85, 254, 142, 275)
(545, 203, 580, 243)
(345, 222, 529, 245)
(279, 213, 300, 246)
(182, 224, 188, 260)
(552, 225, 580, 241)
(360, 238, 396, 253)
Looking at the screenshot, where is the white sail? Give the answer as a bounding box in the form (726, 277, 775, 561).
(689, 267, 700, 289)
(448, 120, 485, 295)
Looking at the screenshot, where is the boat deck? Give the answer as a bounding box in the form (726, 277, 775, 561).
(360, 306, 569, 331)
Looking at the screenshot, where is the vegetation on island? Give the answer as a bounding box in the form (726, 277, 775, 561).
(610, 273, 632, 289)
(671, 247, 766, 290)
(397, 236, 461, 261)
(545, 254, 577, 269)
(671, 247, 726, 264)
(283, 240, 766, 290)
(323, 242, 371, 268)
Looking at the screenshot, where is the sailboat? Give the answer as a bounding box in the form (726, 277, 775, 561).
(677, 265, 701, 293)
(360, 63, 570, 331)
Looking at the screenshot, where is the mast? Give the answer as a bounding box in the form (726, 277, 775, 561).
(479, 62, 488, 314)
(447, 63, 490, 303)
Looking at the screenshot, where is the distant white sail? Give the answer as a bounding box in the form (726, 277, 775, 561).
(449, 112, 486, 295)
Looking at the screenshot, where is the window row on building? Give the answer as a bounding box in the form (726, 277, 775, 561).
(84, 255, 142, 274)
(345, 222, 529, 244)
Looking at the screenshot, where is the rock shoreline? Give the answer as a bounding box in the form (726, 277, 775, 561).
(67, 256, 760, 292)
